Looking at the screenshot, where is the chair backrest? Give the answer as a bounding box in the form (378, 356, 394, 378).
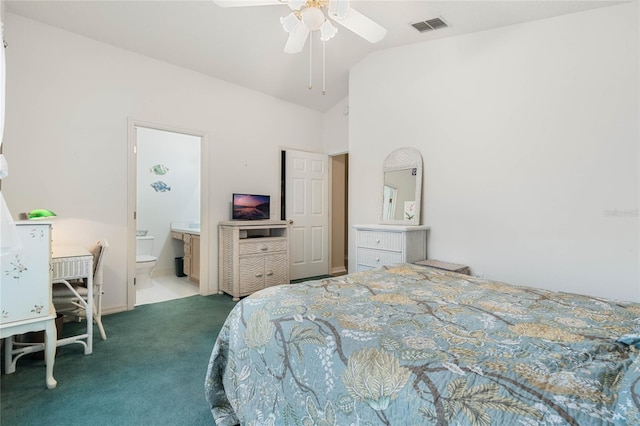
(89, 239, 108, 286)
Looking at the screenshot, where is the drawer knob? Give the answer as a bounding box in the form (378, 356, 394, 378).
(255, 272, 263, 278)
(376, 239, 380, 244)
(260, 246, 268, 251)
(375, 258, 380, 262)
(266, 271, 274, 277)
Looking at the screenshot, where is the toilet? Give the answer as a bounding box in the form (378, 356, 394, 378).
(136, 235, 157, 289)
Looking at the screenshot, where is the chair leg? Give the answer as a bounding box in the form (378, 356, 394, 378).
(95, 315, 107, 340)
(92, 299, 107, 340)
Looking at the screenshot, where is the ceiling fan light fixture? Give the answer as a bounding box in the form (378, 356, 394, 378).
(301, 7, 325, 31)
(286, 0, 305, 11)
(281, 12, 300, 33)
(319, 19, 337, 41)
(328, 0, 350, 20)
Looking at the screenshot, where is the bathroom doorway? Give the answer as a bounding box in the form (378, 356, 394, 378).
(127, 121, 210, 309)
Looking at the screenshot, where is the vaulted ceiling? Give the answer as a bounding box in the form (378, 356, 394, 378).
(5, 0, 624, 112)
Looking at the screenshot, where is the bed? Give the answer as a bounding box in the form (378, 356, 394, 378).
(206, 263, 640, 425)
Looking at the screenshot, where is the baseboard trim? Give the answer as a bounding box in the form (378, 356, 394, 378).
(102, 304, 129, 315)
(330, 266, 347, 276)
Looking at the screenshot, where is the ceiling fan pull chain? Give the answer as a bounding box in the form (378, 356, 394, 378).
(322, 40, 326, 95)
(308, 33, 313, 90)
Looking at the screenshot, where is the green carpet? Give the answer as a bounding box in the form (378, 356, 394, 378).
(290, 274, 332, 284)
(0, 294, 237, 426)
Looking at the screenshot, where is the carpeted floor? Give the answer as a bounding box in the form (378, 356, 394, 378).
(0, 294, 237, 426)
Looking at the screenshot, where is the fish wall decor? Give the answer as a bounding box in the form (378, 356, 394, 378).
(150, 181, 171, 192)
(150, 164, 169, 175)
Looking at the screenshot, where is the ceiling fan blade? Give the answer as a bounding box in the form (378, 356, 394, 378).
(284, 25, 310, 53)
(331, 7, 387, 43)
(212, 0, 282, 7)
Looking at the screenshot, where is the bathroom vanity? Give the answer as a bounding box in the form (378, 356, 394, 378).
(170, 223, 200, 284)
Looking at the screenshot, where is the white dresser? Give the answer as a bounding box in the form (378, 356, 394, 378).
(218, 220, 289, 301)
(0, 221, 57, 388)
(354, 224, 429, 272)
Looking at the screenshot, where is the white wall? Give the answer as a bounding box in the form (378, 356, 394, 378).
(2, 14, 324, 313)
(137, 127, 200, 276)
(349, 3, 639, 302)
(323, 96, 349, 155)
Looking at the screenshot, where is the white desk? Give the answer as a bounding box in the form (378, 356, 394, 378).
(52, 246, 94, 355)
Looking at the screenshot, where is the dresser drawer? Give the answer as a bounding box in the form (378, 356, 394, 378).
(357, 248, 403, 268)
(356, 264, 376, 272)
(357, 231, 403, 252)
(239, 238, 287, 256)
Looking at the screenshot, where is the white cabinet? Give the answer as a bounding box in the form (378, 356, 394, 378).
(1, 222, 53, 324)
(354, 224, 429, 272)
(219, 221, 289, 301)
(0, 221, 57, 389)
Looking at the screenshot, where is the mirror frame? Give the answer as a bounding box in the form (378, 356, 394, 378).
(380, 147, 423, 226)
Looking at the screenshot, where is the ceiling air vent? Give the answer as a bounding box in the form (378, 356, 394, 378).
(411, 17, 448, 33)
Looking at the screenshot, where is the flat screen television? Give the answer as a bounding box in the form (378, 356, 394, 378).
(232, 193, 270, 220)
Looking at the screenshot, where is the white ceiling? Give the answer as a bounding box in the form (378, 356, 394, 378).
(5, 0, 624, 112)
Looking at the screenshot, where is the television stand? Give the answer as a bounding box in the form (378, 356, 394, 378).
(218, 220, 289, 300)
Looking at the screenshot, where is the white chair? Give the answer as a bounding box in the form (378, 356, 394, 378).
(52, 240, 109, 340)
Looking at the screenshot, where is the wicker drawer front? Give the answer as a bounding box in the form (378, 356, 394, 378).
(239, 239, 287, 256)
(357, 231, 402, 252)
(239, 256, 266, 294)
(52, 256, 92, 280)
(357, 248, 403, 268)
(264, 253, 288, 287)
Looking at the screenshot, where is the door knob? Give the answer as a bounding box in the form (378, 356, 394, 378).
(288, 219, 294, 225)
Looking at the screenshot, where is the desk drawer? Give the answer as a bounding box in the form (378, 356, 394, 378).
(357, 231, 402, 252)
(356, 248, 403, 268)
(52, 256, 92, 281)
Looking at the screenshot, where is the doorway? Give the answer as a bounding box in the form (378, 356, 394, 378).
(330, 153, 348, 276)
(127, 121, 210, 309)
(282, 150, 349, 280)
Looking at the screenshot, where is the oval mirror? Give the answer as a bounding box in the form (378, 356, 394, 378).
(380, 147, 422, 225)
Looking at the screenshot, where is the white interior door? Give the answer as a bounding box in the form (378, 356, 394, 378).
(285, 149, 328, 280)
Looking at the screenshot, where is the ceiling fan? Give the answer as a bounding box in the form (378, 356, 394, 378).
(213, 0, 387, 54)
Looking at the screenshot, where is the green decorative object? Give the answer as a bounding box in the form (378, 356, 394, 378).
(28, 209, 57, 219)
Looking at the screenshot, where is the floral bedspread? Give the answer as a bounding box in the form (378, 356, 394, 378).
(206, 264, 640, 425)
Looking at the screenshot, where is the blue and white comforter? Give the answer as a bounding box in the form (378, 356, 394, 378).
(206, 264, 640, 425)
